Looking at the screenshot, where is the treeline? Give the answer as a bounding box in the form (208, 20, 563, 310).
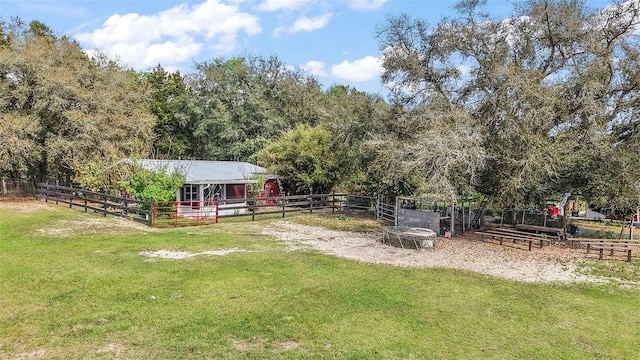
(2, 0, 640, 219)
(0, 18, 394, 197)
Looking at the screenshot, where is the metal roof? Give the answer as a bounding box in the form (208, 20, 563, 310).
(130, 159, 267, 185)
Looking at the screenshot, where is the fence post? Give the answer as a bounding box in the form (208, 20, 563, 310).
(251, 201, 255, 221)
(462, 205, 465, 233)
(102, 195, 107, 217)
(309, 196, 313, 214)
(332, 193, 335, 213)
(151, 199, 156, 227)
(55, 180, 59, 205)
(1, 178, 6, 196)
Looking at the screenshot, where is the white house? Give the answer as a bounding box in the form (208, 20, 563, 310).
(130, 159, 268, 217)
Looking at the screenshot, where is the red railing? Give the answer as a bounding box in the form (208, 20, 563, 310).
(152, 200, 219, 228)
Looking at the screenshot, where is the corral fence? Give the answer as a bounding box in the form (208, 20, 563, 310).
(35, 183, 398, 228)
(35, 183, 153, 226)
(153, 194, 396, 227)
(484, 208, 564, 229)
(1, 178, 35, 197)
(153, 200, 219, 228)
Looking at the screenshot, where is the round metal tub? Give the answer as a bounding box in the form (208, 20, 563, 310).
(382, 226, 437, 249)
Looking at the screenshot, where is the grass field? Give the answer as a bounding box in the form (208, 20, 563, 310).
(1, 203, 639, 359)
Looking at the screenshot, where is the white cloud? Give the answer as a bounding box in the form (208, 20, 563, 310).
(301, 60, 328, 77)
(346, 0, 388, 11)
(257, 0, 314, 12)
(331, 56, 382, 82)
(273, 12, 332, 37)
(291, 13, 333, 33)
(75, 0, 261, 70)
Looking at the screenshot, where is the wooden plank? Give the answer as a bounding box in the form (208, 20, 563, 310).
(478, 232, 540, 251)
(515, 224, 563, 235)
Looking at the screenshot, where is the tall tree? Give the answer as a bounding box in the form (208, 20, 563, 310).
(0, 18, 155, 182)
(319, 85, 390, 194)
(256, 124, 339, 195)
(144, 65, 190, 159)
(186, 54, 324, 162)
(375, 0, 640, 210)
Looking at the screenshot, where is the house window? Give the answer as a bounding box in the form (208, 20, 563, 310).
(225, 184, 245, 200)
(181, 184, 199, 208)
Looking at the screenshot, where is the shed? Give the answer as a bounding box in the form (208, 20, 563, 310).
(129, 159, 269, 216)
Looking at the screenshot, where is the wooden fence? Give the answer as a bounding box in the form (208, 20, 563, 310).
(35, 183, 153, 226)
(35, 183, 397, 228)
(218, 193, 348, 221)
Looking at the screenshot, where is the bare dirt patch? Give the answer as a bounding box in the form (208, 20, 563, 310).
(260, 221, 609, 283)
(37, 217, 155, 237)
(0, 199, 52, 212)
(139, 248, 247, 259)
(96, 342, 124, 356)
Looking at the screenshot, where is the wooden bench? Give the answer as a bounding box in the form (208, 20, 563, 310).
(479, 229, 547, 251)
(514, 224, 564, 241)
(486, 227, 552, 242)
(572, 238, 640, 262)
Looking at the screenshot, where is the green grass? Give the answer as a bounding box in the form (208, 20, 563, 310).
(1, 204, 640, 359)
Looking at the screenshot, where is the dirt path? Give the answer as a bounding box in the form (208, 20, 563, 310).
(260, 221, 608, 283)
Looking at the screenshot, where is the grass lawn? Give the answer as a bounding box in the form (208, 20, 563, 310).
(1, 204, 639, 359)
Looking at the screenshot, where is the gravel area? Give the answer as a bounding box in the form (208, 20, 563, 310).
(259, 221, 607, 284)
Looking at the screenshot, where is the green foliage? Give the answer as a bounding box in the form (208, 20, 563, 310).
(375, 0, 640, 210)
(122, 165, 185, 202)
(0, 18, 154, 182)
(257, 124, 339, 194)
(143, 65, 192, 159)
(185, 55, 325, 162)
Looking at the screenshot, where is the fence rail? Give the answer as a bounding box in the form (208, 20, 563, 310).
(153, 200, 219, 228)
(376, 197, 396, 223)
(1, 178, 35, 197)
(35, 183, 398, 228)
(35, 183, 153, 226)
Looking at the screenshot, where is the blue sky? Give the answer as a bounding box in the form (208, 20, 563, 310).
(1, 0, 614, 95)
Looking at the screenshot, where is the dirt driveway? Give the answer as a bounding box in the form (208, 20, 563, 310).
(259, 221, 610, 284)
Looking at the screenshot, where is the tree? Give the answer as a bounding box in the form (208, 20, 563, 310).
(143, 65, 191, 158)
(0, 18, 155, 182)
(319, 85, 391, 194)
(122, 165, 185, 203)
(185, 54, 325, 162)
(256, 124, 339, 195)
(375, 0, 640, 210)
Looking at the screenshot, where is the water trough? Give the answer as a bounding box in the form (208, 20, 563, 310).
(382, 226, 437, 249)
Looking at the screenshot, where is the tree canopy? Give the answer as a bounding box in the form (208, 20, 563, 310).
(375, 0, 640, 214)
(2, 1, 639, 217)
(0, 18, 154, 183)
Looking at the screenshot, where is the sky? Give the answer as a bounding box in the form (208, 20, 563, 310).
(0, 0, 615, 96)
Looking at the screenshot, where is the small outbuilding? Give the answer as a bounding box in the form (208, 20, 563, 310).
(129, 159, 273, 216)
